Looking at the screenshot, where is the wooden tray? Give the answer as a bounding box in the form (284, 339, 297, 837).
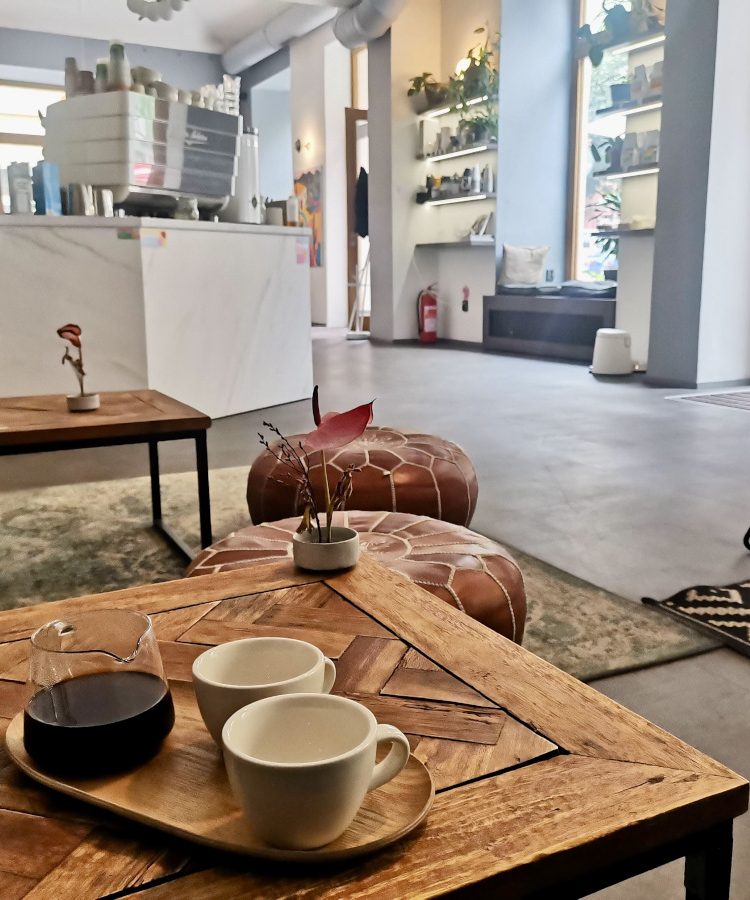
(5, 684, 434, 862)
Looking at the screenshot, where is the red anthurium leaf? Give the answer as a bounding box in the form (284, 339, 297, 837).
(57, 329, 81, 348)
(57, 323, 82, 348)
(57, 323, 81, 337)
(59, 333, 81, 348)
(312, 385, 321, 426)
(302, 401, 374, 453)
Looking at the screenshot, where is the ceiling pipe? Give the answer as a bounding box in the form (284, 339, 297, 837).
(222, 4, 339, 74)
(222, 0, 406, 74)
(333, 0, 407, 49)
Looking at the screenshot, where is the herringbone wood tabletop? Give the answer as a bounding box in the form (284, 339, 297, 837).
(0, 556, 746, 898)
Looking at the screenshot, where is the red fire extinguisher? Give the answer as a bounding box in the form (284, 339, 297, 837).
(417, 286, 438, 344)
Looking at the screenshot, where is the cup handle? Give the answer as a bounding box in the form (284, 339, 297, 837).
(368, 724, 410, 791)
(322, 657, 336, 693)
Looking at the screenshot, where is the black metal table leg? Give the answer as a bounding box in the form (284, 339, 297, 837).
(148, 437, 194, 564)
(195, 431, 213, 549)
(685, 823, 733, 900)
(148, 439, 162, 526)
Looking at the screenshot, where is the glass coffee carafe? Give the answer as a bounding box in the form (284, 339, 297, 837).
(24, 609, 175, 775)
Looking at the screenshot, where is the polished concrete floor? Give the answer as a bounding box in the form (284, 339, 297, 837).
(2, 332, 750, 897)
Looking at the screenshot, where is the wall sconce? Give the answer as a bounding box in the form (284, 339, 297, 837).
(295, 139, 312, 153)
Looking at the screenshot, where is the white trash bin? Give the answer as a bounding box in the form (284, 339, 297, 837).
(591, 329, 633, 375)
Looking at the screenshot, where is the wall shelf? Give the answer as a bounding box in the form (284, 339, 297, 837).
(592, 99, 663, 125)
(606, 31, 665, 56)
(419, 142, 497, 163)
(416, 240, 495, 249)
(597, 165, 659, 180)
(592, 227, 655, 237)
(422, 192, 496, 207)
(419, 95, 489, 120)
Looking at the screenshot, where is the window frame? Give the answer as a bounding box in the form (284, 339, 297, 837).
(0, 77, 65, 151)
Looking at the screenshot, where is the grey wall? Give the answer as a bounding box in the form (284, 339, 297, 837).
(646, 0, 719, 387)
(0, 27, 222, 88)
(239, 47, 290, 127)
(251, 86, 293, 200)
(367, 30, 395, 342)
(495, 0, 577, 284)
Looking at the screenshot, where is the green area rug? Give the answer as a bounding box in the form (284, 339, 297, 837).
(0, 467, 716, 681)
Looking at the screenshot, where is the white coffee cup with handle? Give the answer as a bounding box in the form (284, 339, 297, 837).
(222, 693, 411, 850)
(192, 637, 336, 744)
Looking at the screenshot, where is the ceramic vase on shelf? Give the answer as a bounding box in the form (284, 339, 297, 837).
(64, 57, 79, 99)
(292, 526, 360, 572)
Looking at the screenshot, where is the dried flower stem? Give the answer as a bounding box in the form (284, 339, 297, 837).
(62, 346, 85, 396)
(321, 450, 332, 543)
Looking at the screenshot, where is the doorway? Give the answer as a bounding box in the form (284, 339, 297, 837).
(346, 108, 370, 331)
(250, 68, 293, 204)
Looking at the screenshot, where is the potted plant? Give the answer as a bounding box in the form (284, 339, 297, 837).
(257, 387, 374, 571)
(57, 323, 100, 412)
(460, 107, 498, 144)
(407, 73, 449, 114)
(455, 26, 499, 102)
(588, 192, 621, 280)
(610, 79, 631, 107)
(591, 135, 624, 173)
(576, 0, 663, 67)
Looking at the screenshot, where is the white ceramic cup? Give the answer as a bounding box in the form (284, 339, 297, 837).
(192, 637, 336, 744)
(223, 693, 411, 850)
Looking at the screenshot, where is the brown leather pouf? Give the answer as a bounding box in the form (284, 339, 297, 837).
(247, 426, 478, 528)
(188, 511, 525, 643)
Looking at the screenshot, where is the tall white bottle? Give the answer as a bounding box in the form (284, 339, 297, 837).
(481, 164, 494, 194)
(107, 41, 132, 91)
(471, 164, 482, 194)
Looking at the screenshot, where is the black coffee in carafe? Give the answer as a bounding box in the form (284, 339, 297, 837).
(24, 670, 175, 774)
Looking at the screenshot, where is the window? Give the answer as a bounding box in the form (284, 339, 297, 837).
(571, 0, 667, 280)
(0, 81, 65, 211)
(571, 0, 628, 281)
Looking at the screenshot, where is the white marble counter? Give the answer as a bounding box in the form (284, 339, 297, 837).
(0, 217, 313, 418)
(0, 214, 311, 239)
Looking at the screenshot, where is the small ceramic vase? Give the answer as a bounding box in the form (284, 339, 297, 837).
(292, 527, 360, 571)
(66, 393, 100, 413)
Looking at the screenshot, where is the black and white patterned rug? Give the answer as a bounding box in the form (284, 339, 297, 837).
(669, 390, 750, 411)
(644, 582, 750, 657)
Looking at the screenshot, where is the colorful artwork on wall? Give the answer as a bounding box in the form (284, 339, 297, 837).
(294, 168, 323, 268)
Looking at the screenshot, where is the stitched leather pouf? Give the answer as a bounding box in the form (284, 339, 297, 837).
(188, 511, 525, 643)
(247, 426, 478, 527)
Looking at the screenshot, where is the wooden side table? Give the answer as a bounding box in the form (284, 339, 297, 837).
(0, 390, 212, 561)
(0, 556, 745, 897)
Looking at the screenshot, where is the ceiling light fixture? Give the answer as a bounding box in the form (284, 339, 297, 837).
(126, 0, 189, 22)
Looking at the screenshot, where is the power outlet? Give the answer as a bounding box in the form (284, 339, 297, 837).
(545, 269, 555, 283)
(462, 286, 469, 312)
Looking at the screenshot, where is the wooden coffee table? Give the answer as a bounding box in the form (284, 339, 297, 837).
(0, 556, 746, 898)
(0, 390, 212, 561)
